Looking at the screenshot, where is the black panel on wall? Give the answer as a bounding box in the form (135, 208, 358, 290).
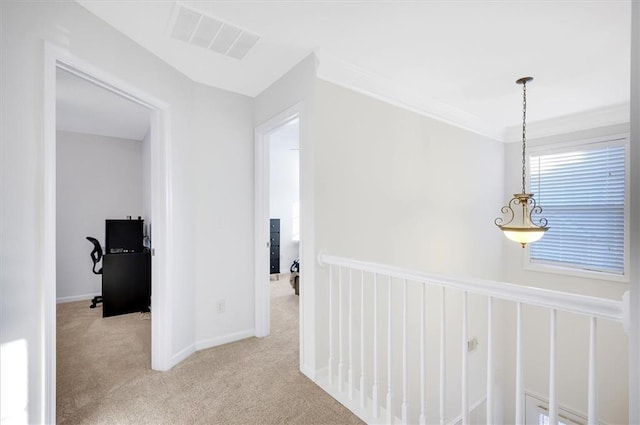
(270, 218, 280, 274)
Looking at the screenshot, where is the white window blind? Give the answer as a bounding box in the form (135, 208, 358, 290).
(529, 141, 626, 275)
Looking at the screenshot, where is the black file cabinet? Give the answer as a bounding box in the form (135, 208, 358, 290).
(270, 219, 280, 274)
(102, 252, 151, 317)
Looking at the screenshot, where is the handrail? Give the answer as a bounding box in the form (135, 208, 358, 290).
(319, 254, 625, 322)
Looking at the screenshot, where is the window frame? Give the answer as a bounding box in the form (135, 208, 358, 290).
(523, 133, 630, 283)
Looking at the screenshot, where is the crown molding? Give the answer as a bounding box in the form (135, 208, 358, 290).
(315, 51, 504, 142)
(315, 52, 630, 145)
(501, 103, 630, 143)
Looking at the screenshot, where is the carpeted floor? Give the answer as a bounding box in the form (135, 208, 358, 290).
(57, 277, 363, 424)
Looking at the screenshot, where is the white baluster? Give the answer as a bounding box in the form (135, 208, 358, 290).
(549, 309, 558, 425)
(588, 317, 598, 425)
(462, 291, 468, 425)
(487, 296, 494, 424)
(360, 270, 366, 409)
(402, 279, 408, 424)
(372, 273, 379, 419)
(440, 286, 446, 425)
(349, 268, 354, 399)
(339, 267, 344, 392)
(419, 283, 427, 425)
(328, 265, 334, 386)
(515, 302, 523, 425)
(387, 276, 394, 424)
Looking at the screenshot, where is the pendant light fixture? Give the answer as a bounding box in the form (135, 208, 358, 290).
(495, 77, 549, 248)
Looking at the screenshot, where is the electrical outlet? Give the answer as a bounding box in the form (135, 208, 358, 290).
(216, 300, 226, 314)
(467, 337, 478, 352)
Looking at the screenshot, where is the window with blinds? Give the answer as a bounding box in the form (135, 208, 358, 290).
(528, 138, 628, 276)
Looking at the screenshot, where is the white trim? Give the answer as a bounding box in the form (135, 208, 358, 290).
(315, 51, 503, 142)
(320, 254, 625, 322)
(149, 102, 174, 372)
(255, 101, 316, 380)
(315, 362, 485, 425)
(524, 134, 630, 282)
(171, 331, 259, 369)
(447, 396, 487, 425)
(195, 329, 255, 351)
(524, 390, 610, 425)
(254, 103, 303, 339)
(525, 261, 629, 284)
(316, 51, 629, 145)
(43, 41, 174, 422)
(313, 365, 328, 382)
(298, 100, 317, 378)
(503, 103, 630, 143)
(42, 42, 58, 425)
(56, 292, 101, 304)
(629, 3, 640, 422)
(527, 133, 629, 155)
(301, 363, 317, 381)
(315, 367, 401, 425)
(254, 123, 270, 338)
(624, 291, 631, 335)
(170, 343, 196, 367)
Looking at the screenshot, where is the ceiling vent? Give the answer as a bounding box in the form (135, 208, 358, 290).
(168, 3, 260, 60)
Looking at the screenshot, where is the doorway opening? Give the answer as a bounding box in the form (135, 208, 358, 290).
(254, 106, 301, 339)
(43, 44, 173, 423)
(267, 117, 300, 330)
(54, 66, 153, 422)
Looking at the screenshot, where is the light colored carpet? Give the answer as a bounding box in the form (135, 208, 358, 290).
(57, 278, 363, 424)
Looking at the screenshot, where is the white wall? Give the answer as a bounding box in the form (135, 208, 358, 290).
(313, 78, 506, 276)
(2, 1, 634, 423)
(312, 78, 506, 421)
(269, 119, 300, 274)
(56, 131, 143, 301)
(254, 54, 319, 376)
(501, 123, 630, 424)
(0, 2, 255, 422)
(255, 61, 507, 419)
(192, 83, 254, 348)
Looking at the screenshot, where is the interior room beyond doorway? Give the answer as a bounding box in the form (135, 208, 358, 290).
(268, 117, 300, 313)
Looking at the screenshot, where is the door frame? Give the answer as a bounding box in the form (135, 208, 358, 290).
(254, 104, 302, 338)
(43, 42, 174, 423)
(255, 100, 317, 378)
(630, 2, 640, 422)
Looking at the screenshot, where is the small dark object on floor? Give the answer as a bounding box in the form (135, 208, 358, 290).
(289, 272, 299, 295)
(86, 236, 104, 309)
(289, 258, 300, 295)
(90, 296, 103, 309)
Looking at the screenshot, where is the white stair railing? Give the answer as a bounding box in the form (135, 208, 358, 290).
(318, 254, 627, 425)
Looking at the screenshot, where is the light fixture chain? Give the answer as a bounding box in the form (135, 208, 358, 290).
(495, 76, 548, 248)
(521, 81, 527, 194)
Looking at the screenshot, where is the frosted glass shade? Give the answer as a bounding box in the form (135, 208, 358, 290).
(501, 227, 547, 245)
(495, 192, 549, 248)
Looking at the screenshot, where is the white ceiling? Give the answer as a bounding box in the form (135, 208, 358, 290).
(76, 0, 631, 142)
(57, 68, 151, 141)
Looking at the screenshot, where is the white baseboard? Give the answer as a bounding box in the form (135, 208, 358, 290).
(301, 363, 319, 381)
(315, 367, 486, 425)
(164, 330, 256, 371)
(170, 343, 196, 368)
(315, 372, 400, 425)
(195, 329, 255, 351)
(448, 396, 487, 425)
(56, 292, 100, 304)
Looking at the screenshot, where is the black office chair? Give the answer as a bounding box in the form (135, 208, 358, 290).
(86, 236, 103, 308)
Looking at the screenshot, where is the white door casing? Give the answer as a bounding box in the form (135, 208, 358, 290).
(43, 41, 174, 424)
